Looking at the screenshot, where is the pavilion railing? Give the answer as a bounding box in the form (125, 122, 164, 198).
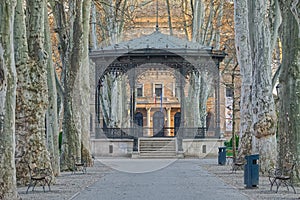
(95, 127, 213, 139)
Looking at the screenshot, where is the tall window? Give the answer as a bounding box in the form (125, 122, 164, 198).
(155, 84, 162, 97)
(137, 85, 143, 97)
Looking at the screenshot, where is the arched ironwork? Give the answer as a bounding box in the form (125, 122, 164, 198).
(90, 31, 225, 140)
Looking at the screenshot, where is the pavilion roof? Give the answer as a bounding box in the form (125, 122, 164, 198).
(101, 30, 211, 51)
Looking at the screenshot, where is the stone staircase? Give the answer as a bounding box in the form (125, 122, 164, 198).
(138, 138, 177, 158)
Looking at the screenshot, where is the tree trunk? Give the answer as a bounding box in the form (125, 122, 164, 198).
(49, 0, 69, 101)
(166, 0, 173, 35)
(215, 0, 224, 49)
(235, 0, 279, 172)
(14, 0, 30, 185)
(100, 74, 125, 128)
(234, 0, 253, 161)
(14, 0, 52, 185)
(181, 0, 189, 40)
(278, 0, 300, 181)
(61, 0, 84, 170)
(0, 1, 19, 199)
(104, 0, 126, 44)
(26, 0, 52, 175)
(249, 0, 278, 173)
(202, 0, 214, 46)
(194, 0, 205, 43)
(81, 0, 92, 166)
(91, 1, 98, 50)
(44, 3, 60, 176)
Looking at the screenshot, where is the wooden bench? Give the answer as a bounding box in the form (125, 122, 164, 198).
(26, 164, 52, 194)
(268, 163, 296, 193)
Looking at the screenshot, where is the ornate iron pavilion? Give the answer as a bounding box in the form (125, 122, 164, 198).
(89, 30, 226, 151)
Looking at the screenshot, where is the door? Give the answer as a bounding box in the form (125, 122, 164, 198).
(134, 112, 143, 136)
(153, 111, 164, 137)
(174, 112, 181, 136)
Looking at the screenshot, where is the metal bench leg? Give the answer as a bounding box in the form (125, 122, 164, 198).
(26, 179, 34, 194)
(275, 180, 281, 193)
(287, 180, 296, 194)
(46, 179, 51, 191)
(42, 183, 45, 192)
(33, 180, 40, 192)
(269, 178, 276, 191)
(290, 185, 296, 194)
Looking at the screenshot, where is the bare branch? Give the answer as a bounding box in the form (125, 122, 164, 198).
(290, 0, 300, 37)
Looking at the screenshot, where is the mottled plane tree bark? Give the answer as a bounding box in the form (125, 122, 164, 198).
(0, 1, 19, 199)
(187, 0, 224, 129)
(278, 0, 300, 181)
(44, 3, 60, 176)
(50, 0, 92, 169)
(99, 74, 128, 128)
(234, 0, 254, 161)
(93, 0, 130, 130)
(60, 0, 84, 170)
(14, 0, 52, 184)
(80, 0, 93, 166)
(235, 0, 280, 172)
(248, 0, 280, 172)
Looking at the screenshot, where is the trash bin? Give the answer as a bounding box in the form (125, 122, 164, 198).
(218, 146, 226, 165)
(244, 154, 259, 188)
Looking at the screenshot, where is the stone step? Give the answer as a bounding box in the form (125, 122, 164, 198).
(140, 139, 176, 144)
(139, 151, 177, 157)
(140, 147, 176, 151)
(140, 144, 176, 148)
(140, 151, 176, 153)
(140, 145, 175, 149)
(140, 140, 175, 143)
(138, 138, 177, 158)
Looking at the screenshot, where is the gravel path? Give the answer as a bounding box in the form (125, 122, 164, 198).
(17, 158, 300, 200)
(72, 159, 250, 200)
(201, 158, 300, 200)
(17, 161, 112, 200)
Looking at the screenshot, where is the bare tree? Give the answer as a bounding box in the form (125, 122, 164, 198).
(44, 3, 60, 176)
(81, 0, 93, 165)
(166, 0, 173, 35)
(234, 0, 254, 161)
(59, 0, 85, 170)
(94, 0, 129, 45)
(235, 0, 280, 172)
(0, 1, 19, 198)
(248, 0, 279, 172)
(278, 0, 300, 181)
(50, 0, 92, 169)
(188, 0, 227, 130)
(14, 0, 52, 184)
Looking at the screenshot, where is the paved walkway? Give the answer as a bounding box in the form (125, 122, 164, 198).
(18, 158, 300, 200)
(72, 159, 249, 200)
